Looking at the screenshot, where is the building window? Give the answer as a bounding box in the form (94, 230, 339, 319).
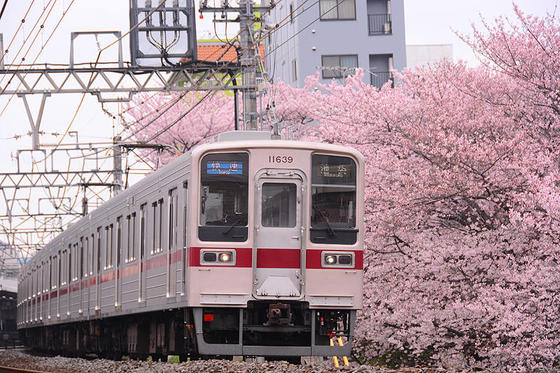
(321, 55, 358, 79)
(319, 0, 355, 20)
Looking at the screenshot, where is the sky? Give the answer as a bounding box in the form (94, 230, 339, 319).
(0, 0, 557, 250)
(404, 0, 558, 65)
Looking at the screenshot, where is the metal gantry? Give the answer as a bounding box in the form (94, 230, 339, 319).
(0, 0, 266, 273)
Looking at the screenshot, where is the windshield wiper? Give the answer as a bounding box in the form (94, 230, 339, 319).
(222, 216, 243, 235)
(313, 207, 336, 237)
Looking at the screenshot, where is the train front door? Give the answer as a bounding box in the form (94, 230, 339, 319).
(253, 170, 304, 298)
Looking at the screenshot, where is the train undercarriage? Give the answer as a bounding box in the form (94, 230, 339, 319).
(22, 301, 355, 360)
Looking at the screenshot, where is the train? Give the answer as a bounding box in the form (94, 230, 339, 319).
(17, 131, 364, 360)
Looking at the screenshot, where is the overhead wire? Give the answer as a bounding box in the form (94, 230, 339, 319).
(0, 0, 76, 115)
(0, 0, 9, 20)
(0, 0, 38, 66)
(0, 0, 56, 91)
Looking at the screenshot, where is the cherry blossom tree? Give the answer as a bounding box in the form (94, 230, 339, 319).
(124, 91, 235, 166)
(268, 7, 559, 367)
(123, 5, 559, 370)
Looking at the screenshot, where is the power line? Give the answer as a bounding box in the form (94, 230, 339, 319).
(0, 0, 8, 20)
(0, 0, 37, 66)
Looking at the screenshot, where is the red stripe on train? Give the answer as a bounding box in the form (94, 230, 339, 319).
(257, 248, 300, 268)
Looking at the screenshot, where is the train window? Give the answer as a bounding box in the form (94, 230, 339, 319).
(105, 224, 114, 269)
(169, 189, 177, 252)
(151, 199, 164, 254)
(199, 153, 249, 242)
(67, 245, 72, 284)
(262, 183, 297, 227)
(89, 234, 94, 275)
(126, 213, 137, 262)
(117, 217, 122, 266)
(58, 252, 62, 287)
(60, 250, 66, 286)
(96, 228, 102, 275)
(73, 243, 79, 281)
(83, 237, 88, 278)
(49, 257, 53, 290)
(310, 154, 358, 245)
(140, 204, 146, 260)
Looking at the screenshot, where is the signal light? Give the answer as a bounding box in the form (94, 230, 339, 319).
(203, 313, 214, 322)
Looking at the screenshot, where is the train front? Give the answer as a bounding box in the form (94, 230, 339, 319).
(187, 134, 364, 357)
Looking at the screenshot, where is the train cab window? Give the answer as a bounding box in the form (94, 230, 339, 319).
(311, 154, 357, 244)
(199, 153, 249, 242)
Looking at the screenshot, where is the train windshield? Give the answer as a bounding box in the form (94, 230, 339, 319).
(199, 153, 249, 242)
(310, 154, 357, 244)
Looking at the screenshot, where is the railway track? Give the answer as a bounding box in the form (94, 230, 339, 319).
(0, 367, 48, 373)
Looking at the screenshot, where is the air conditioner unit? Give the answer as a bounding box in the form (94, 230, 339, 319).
(382, 22, 391, 34)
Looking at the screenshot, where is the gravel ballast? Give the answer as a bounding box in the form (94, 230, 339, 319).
(0, 349, 487, 372)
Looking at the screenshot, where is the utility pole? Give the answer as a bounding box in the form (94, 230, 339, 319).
(200, 0, 269, 131)
(239, 0, 258, 130)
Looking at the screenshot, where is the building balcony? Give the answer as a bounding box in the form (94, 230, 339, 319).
(370, 71, 393, 89)
(368, 14, 392, 35)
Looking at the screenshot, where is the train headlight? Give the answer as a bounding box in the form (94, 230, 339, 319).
(322, 252, 355, 268)
(200, 249, 236, 265)
(218, 252, 232, 263)
(325, 255, 337, 265)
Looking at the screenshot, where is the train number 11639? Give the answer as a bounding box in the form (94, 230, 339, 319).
(268, 155, 294, 163)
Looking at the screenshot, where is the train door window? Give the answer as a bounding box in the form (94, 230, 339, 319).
(68, 246, 72, 285)
(32, 268, 35, 297)
(140, 204, 146, 260)
(310, 154, 358, 245)
(199, 153, 249, 242)
(61, 250, 66, 286)
(131, 213, 136, 261)
(152, 199, 163, 254)
(90, 234, 95, 276)
(73, 243, 79, 281)
(262, 183, 297, 227)
(126, 214, 136, 262)
(158, 199, 163, 253)
(182, 183, 188, 295)
(126, 215, 131, 262)
(96, 228, 102, 275)
(169, 189, 178, 252)
(58, 251, 62, 287)
(39, 264, 43, 295)
(43, 261, 47, 293)
(84, 237, 89, 278)
(49, 257, 53, 290)
(80, 239, 84, 279)
(117, 217, 122, 266)
(105, 225, 114, 269)
(168, 188, 178, 296)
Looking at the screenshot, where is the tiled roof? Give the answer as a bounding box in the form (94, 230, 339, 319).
(180, 43, 265, 64)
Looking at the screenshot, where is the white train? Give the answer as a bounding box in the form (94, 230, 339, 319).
(17, 131, 364, 360)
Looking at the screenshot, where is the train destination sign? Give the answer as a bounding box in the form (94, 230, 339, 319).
(206, 161, 244, 175)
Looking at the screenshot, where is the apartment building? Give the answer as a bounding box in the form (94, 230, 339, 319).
(264, 0, 406, 88)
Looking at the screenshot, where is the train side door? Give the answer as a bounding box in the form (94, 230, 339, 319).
(253, 170, 304, 298)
